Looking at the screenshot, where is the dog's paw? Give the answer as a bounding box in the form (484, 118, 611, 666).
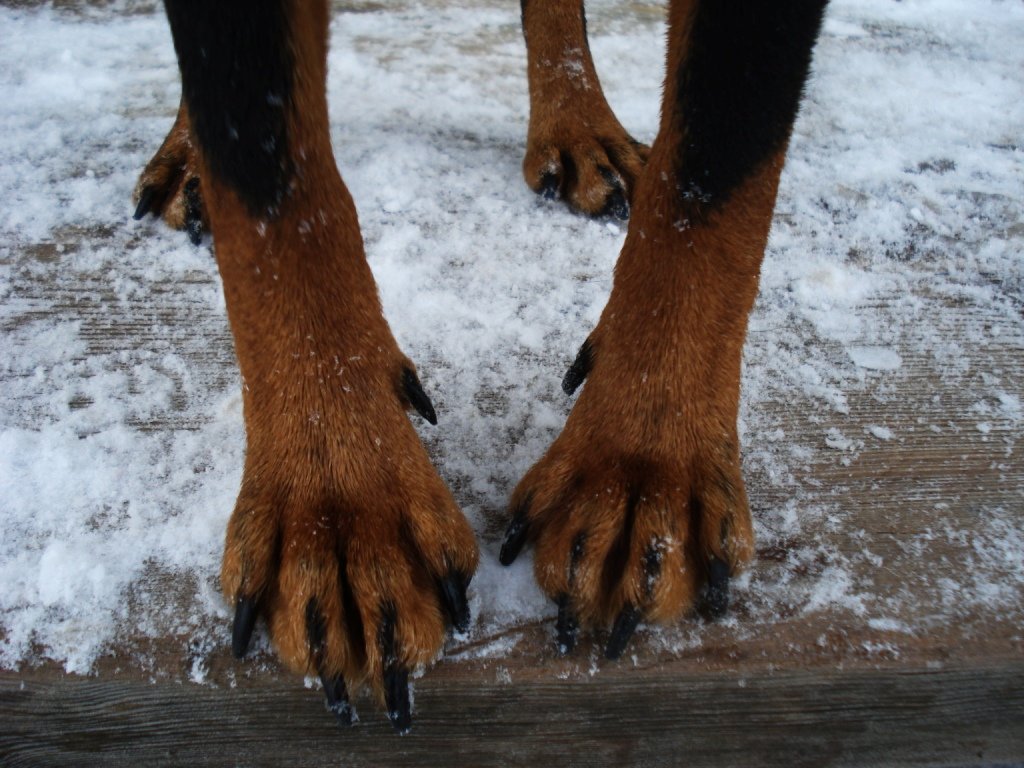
(132, 101, 207, 244)
(524, 111, 648, 220)
(221, 363, 478, 732)
(501, 337, 754, 658)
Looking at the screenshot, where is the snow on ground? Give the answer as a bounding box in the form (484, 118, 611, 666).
(0, 0, 1022, 675)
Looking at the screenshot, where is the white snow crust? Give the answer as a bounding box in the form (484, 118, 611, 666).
(1, 0, 1022, 676)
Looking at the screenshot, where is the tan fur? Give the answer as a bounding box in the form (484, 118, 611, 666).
(190, 1, 477, 699)
(511, 0, 786, 628)
(521, 0, 649, 214)
(136, 0, 807, 716)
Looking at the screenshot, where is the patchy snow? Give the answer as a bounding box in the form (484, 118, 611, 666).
(848, 346, 903, 371)
(866, 424, 894, 441)
(1, 0, 1022, 677)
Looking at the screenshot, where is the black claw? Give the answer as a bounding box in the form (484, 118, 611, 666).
(400, 366, 437, 425)
(384, 665, 411, 734)
(499, 499, 531, 566)
(598, 167, 630, 220)
(307, 599, 359, 726)
(562, 338, 593, 396)
(603, 187, 630, 221)
(539, 172, 560, 201)
(704, 556, 730, 619)
(555, 594, 578, 655)
(605, 604, 642, 660)
(133, 185, 156, 220)
(184, 177, 203, 245)
(379, 610, 412, 733)
(231, 595, 258, 659)
(320, 672, 355, 725)
(439, 570, 471, 634)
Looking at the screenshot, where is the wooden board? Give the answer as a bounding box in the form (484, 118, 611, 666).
(2, 2, 1023, 765)
(4, 244, 1022, 762)
(3, 647, 1023, 766)
(4, 278, 1022, 765)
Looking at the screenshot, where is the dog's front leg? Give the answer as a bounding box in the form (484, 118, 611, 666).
(160, 0, 478, 730)
(504, 0, 828, 658)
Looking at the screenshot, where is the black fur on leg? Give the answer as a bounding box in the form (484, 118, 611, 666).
(672, 0, 828, 214)
(163, 0, 295, 218)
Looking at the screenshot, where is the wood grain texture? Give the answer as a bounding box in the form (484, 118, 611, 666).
(4, 111, 1023, 768)
(2, 2, 1023, 765)
(3, 661, 1023, 767)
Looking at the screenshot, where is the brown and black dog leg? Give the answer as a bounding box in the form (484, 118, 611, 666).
(161, 0, 478, 731)
(521, 0, 650, 218)
(504, 0, 828, 657)
(132, 99, 208, 244)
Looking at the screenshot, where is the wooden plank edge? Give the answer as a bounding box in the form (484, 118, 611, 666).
(2, 661, 1022, 767)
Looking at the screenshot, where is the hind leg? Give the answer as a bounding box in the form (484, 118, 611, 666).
(505, 0, 828, 657)
(132, 99, 207, 244)
(521, 0, 650, 218)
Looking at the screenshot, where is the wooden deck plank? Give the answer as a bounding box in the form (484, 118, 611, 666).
(3, 659, 1023, 767)
(2, 1, 1023, 765)
(3, 109, 1023, 768)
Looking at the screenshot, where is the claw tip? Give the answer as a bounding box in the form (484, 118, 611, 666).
(498, 514, 529, 566)
(231, 595, 258, 659)
(562, 339, 593, 396)
(704, 557, 731, 619)
(607, 193, 630, 221)
(384, 670, 412, 734)
(440, 571, 471, 634)
(556, 594, 578, 656)
(605, 605, 641, 660)
(539, 172, 560, 201)
(401, 367, 438, 425)
(133, 186, 155, 220)
(321, 673, 355, 726)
